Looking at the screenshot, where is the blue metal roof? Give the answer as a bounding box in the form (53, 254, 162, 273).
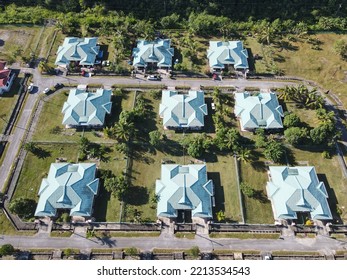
(156, 164, 214, 219)
(159, 90, 207, 129)
(132, 39, 174, 68)
(207, 41, 248, 70)
(35, 163, 99, 217)
(234, 92, 284, 130)
(62, 87, 112, 126)
(55, 37, 100, 67)
(266, 166, 333, 220)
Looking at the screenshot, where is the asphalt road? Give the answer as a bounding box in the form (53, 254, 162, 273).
(0, 231, 346, 253)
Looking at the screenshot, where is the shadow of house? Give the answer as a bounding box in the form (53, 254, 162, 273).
(317, 173, 342, 224)
(207, 172, 223, 214)
(246, 48, 256, 72)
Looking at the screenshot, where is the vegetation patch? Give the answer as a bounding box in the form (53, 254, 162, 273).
(209, 232, 280, 239)
(175, 232, 195, 239)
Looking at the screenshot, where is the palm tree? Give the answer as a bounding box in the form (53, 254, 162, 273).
(236, 147, 252, 163)
(223, 128, 240, 151)
(114, 120, 135, 142)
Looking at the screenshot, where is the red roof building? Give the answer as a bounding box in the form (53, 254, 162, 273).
(0, 61, 14, 94)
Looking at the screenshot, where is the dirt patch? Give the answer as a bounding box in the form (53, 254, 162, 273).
(0, 29, 35, 53)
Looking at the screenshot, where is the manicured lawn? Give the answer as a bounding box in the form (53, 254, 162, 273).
(31, 90, 135, 142)
(290, 146, 347, 223)
(13, 143, 79, 202)
(239, 156, 274, 224)
(207, 154, 241, 222)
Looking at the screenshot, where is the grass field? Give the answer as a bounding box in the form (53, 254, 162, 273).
(0, 77, 21, 132)
(239, 156, 274, 224)
(13, 143, 79, 202)
(0, 25, 42, 63)
(246, 34, 347, 107)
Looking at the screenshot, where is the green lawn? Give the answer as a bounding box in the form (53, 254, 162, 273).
(239, 156, 274, 224)
(207, 154, 241, 222)
(13, 143, 79, 202)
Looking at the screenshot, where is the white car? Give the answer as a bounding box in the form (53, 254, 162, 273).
(147, 75, 160, 81)
(43, 88, 50, 94)
(28, 83, 34, 92)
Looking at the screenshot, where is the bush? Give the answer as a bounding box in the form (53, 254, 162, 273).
(124, 247, 138, 256)
(0, 244, 15, 256)
(188, 246, 200, 258)
(321, 151, 331, 159)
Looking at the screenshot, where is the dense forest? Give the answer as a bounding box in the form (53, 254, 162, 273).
(3, 0, 347, 22)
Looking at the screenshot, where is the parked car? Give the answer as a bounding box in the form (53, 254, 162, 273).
(42, 88, 50, 94)
(28, 83, 34, 93)
(147, 75, 161, 81)
(54, 83, 64, 89)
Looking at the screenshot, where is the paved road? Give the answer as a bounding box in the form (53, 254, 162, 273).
(0, 232, 346, 253)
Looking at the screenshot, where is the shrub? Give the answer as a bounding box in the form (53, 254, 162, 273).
(0, 244, 15, 256)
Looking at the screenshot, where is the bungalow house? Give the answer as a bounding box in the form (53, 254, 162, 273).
(0, 61, 15, 95)
(155, 164, 214, 223)
(35, 163, 99, 219)
(234, 92, 284, 131)
(132, 39, 174, 71)
(55, 37, 101, 68)
(62, 86, 112, 128)
(207, 41, 249, 73)
(159, 90, 208, 130)
(266, 166, 333, 223)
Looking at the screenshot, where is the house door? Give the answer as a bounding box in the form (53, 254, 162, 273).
(177, 210, 192, 223)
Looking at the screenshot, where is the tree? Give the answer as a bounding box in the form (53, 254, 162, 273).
(78, 136, 90, 154)
(24, 142, 37, 153)
(254, 128, 267, 148)
(263, 140, 285, 163)
(0, 244, 15, 256)
(236, 147, 252, 163)
(283, 113, 301, 128)
(183, 134, 211, 158)
(240, 182, 256, 198)
(104, 175, 129, 201)
(114, 120, 135, 142)
(9, 197, 36, 220)
(334, 39, 347, 60)
(149, 130, 162, 147)
(284, 127, 308, 145)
